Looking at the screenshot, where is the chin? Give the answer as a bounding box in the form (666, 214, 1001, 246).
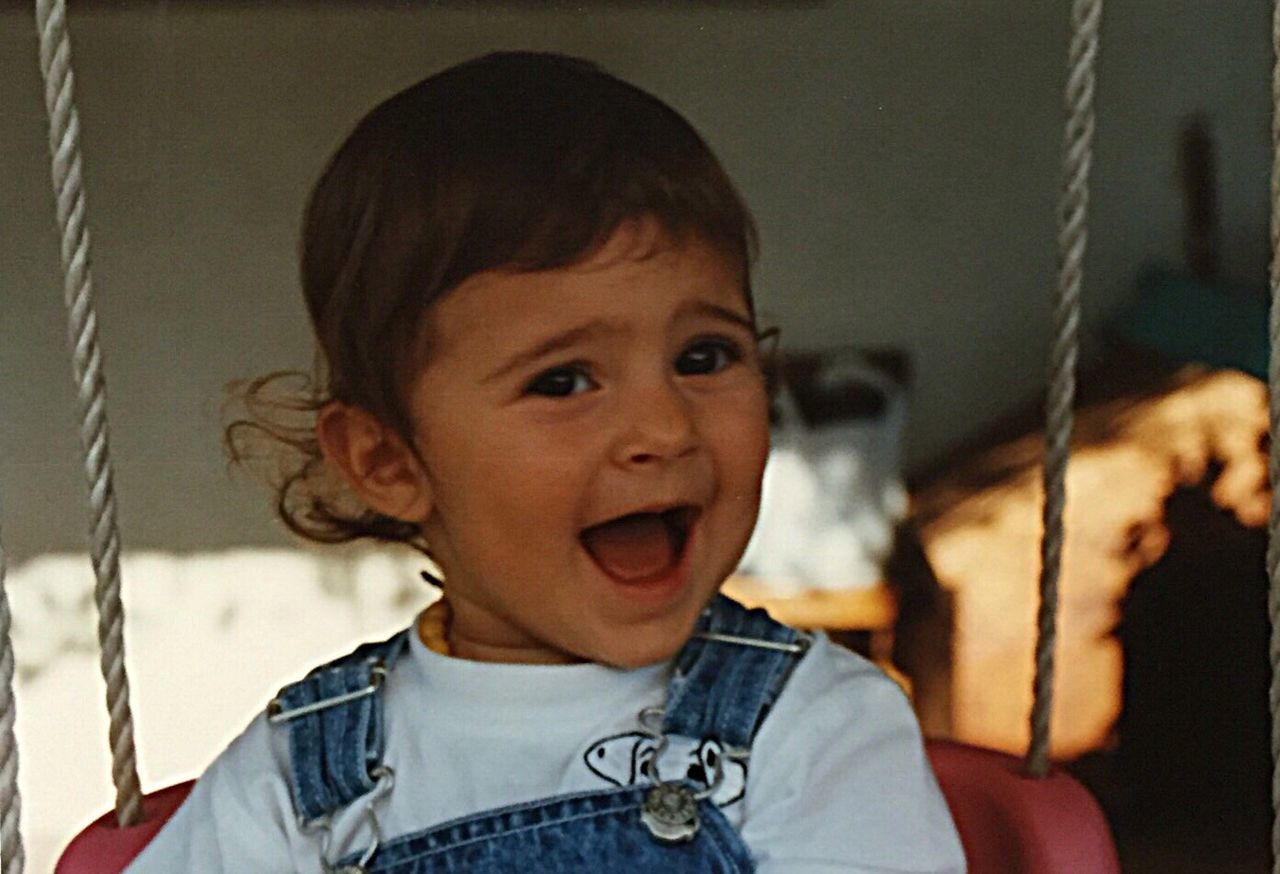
(600, 646, 683, 670)
(587, 615, 701, 669)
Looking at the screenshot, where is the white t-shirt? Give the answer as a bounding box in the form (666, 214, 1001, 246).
(129, 626, 965, 873)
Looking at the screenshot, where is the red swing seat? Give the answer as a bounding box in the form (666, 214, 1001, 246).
(55, 781, 195, 874)
(55, 740, 1120, 873)
(926, 739, 1121, 874)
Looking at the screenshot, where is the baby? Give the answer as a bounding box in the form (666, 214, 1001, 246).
(129, 51, 965, 873)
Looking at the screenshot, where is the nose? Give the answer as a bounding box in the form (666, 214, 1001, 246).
(611, 378, 699, 467)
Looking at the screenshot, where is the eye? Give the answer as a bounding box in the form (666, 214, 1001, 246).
(675, 338, 742, 377)
(524, 364, 595, 398)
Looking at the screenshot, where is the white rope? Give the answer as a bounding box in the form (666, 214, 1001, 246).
(0, 531, 24, 873)
(1028, 0, 1101, 779)
(1267, 1, 1280, 867)
(34, 0, 144, 828)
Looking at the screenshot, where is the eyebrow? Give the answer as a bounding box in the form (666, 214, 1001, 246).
(685, 301, 757, 334)
(483, 320, 619, 384)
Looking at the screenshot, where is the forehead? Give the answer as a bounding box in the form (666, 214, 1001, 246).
(423, 220, 749, 361)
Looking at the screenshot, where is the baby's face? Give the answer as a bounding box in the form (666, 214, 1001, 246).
(408, 217, 769, 667)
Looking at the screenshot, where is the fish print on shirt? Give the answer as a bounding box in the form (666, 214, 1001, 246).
(582, 732, 747, 807)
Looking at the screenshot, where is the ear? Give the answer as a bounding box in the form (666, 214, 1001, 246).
(315, 402, 431, 523)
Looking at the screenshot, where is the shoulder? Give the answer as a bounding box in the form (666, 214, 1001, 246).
(167, 710, 293, 818)
(768, 632, 915, 735)
(751, 633, 929, 783)
(742, 633, 966, 873)
(126, 712, 303, 873)
(130, 629, 418, 873)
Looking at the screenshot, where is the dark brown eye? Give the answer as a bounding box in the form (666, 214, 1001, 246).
(525, 365, 594, 398)
(676, 339, 741, 376)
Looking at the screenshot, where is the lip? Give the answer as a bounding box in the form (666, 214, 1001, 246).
(581, 501, 701, 531)
(581, 508, 700, 604)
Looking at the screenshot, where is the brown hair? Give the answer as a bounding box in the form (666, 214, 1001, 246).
(226, 51, 759, 553)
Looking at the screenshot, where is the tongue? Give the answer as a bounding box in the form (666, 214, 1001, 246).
(581, 514, 675, 582)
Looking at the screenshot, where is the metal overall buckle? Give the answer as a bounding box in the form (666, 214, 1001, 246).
(634, 705, 747, 844)
(298, 765, 396, 874)
(634, 625, 809, 843)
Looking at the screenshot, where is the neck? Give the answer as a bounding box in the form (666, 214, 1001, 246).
(451, 636, 584, 665)
(417, 595, 585, 665)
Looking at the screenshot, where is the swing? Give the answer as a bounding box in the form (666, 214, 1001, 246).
(12, 0, 1265, 871)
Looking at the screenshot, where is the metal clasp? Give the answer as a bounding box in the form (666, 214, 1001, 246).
(636, 705, 700, 843)
(693, 630, 812, 654)
(267, 661, 388, 725)
(301, 765, 396, 874)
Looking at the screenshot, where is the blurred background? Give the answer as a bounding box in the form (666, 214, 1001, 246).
(0, 1, 1272, 869)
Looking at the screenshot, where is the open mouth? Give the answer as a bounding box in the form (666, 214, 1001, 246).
(579, 506, 698, 584)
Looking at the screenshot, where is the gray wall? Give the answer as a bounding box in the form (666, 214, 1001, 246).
(0, 1, 1270, 559)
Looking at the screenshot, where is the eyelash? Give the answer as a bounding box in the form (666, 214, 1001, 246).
(675, 337, 744, 376)
(521, 337, 746, 399)
(523, 363, 595, 399)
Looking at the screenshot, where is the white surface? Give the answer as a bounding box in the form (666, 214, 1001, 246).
(741, 366, 910, 592)
(10, 547, 431, 871)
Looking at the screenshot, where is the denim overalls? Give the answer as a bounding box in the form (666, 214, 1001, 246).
(267, 595, 810, 873)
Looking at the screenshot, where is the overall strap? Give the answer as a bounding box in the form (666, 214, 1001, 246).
(266, 630, 410, 824)
(663, 594, 810, 750)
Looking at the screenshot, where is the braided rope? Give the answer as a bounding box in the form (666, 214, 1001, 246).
(1268, 1, 1280, 867)
(34, 0, 144, 827)
(1027, 0, 1101, 779)
(0, 533, 24, 872)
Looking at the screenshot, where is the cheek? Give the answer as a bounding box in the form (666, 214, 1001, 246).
(427, 421, 589, 536)
(713, 393, 771, 496)
(741, 428, 771, 502)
